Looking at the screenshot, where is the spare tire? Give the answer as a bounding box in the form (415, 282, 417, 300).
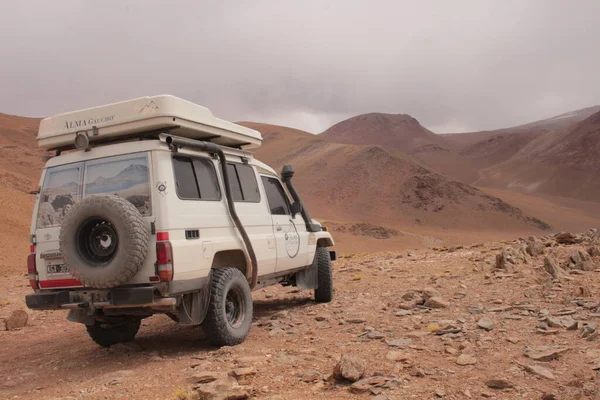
(59, 195, 150, 289)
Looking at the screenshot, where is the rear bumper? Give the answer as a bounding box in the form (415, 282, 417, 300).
(25, 287, 173, 310)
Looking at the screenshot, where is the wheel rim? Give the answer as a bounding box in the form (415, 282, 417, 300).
(225, 286, 245, 329)
(76, 217, 119, 265)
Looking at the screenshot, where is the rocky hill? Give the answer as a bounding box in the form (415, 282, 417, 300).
(1, 230, 599, 399)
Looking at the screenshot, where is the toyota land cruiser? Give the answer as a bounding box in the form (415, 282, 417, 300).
(25, 95, 335, 347)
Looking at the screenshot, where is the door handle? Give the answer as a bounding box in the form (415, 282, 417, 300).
(276, 226, 283, 231)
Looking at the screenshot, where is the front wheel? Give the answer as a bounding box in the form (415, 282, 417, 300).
(314, 247, 333, 303)
(202, 268, 253, 347)
(86, 319, 141, 347)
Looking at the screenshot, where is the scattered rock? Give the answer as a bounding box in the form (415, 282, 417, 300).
(421, 287, 441, 301)
(333, 354, 366, 382)
(523, 346, 570, 361)
(346, 318, 366, 324)
(349, 376, 388, 394)
(568, 248, 595, 271)
(588, 246, 600, 257)
(385, 338, 412, 348)
(190, 371, 228, 384)
(477, 317, 494, 331)
(231, 366, 257, 378)
(456, 354, 477, 366)
(367, 330, 385, 340)
(545, 316, 563, 329)
(193, 376, 252, 400)
(424, 297, 448, 309)
(522, 364, 555, 380)
(578, 285, 592, 297)
(296, 370, 322, 383)
(543, 257, 566, 279)
(555, 231, 580, 245)
(495, 251, 514, 272)
(385, 351, 412, 363)
(4, 310, 28, 331)
(485, 378, 513, 389)
(526, 237, 545, 257)
(394, 310, 413, 317)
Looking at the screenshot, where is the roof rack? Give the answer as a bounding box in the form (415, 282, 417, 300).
(37, 95, 262, 151)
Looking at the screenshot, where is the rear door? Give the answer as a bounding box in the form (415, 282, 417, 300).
(260, 175, 310, 272)
(35, 162, 84, 288)
(34, 152, 156, 289)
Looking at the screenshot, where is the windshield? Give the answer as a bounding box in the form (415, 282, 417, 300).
(37, 152, 152, 229)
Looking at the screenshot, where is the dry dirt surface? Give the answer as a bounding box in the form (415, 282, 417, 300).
(2, 230, 600, 400)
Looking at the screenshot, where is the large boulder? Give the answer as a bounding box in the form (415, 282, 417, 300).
(333, 354, 366, 382)
(526, 237, 545, 257)
(4, 310, 28, 331)
(543, 257, 566, 280)
(567, 248, 595, 271)
(555, 232, 581, 245)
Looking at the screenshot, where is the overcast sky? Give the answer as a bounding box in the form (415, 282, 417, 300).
(1, 1, 599, 134)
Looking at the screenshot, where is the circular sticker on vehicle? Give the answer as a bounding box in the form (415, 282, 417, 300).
(284, 222, 300, 258)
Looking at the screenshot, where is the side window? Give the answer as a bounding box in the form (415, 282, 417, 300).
(173, 156, 200, 199)
(261, 176, 290, 215)
(221, 163, 260, 202)
(236, 164, 260, 202)
(225, 163, 243, 201)
(193, 158, 221, 200)
(173, 156, 222, 200)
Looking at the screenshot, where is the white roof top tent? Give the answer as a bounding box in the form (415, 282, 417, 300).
(37, 95, 262, 151)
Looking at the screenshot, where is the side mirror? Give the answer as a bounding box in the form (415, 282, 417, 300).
(290, 202, 302, 216)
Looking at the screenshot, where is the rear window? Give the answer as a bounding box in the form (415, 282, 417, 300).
(37, 152, 152, 228)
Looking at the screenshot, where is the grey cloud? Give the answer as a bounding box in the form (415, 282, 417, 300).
(1, 0, 599, 134)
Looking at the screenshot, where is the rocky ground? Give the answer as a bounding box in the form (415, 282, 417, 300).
(1, 230, 600, 399)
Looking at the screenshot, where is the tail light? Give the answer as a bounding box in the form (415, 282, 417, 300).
(27, 245, 39, 290)
(156, 233, 173, 281)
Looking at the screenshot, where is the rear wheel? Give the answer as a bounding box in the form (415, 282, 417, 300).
(314, 247, 333, 303)
(202, 268, 253, 347)
(86, 319, 141, 347)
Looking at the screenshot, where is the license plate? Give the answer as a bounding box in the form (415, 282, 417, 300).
(47, 264, 69, 274)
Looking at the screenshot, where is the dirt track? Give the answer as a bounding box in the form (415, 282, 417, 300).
(2, 236, 600, 399)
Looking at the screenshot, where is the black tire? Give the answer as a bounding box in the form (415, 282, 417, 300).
(86, 319, 141, 347)
(314, 247, 333, 303)
(59, 195, 149, 289)
(202, 268, 253, 347)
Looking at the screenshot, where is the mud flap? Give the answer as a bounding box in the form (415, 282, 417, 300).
(177, 272, 212, 325)
(67, 309, 96, 326)
(294, 260, 318, 289)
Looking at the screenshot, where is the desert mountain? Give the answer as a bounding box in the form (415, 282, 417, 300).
(242, 122, 549, 239)
(445, 106, 600, 171)
(320, 113, 448, 151)
(477, 110, 600, 201)
(319, 113, 481, 184)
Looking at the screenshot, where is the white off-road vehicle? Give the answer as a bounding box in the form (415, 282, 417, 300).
(25, 95, 335, 347)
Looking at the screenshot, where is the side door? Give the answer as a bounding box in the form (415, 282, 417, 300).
(220, 162, 277, 277)
(260, 175, 310, 272)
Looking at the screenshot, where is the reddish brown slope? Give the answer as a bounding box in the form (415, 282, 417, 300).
(243, 122, 549, 235)
(477, 110, 600, 202)
(0, 113, 43, 273)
